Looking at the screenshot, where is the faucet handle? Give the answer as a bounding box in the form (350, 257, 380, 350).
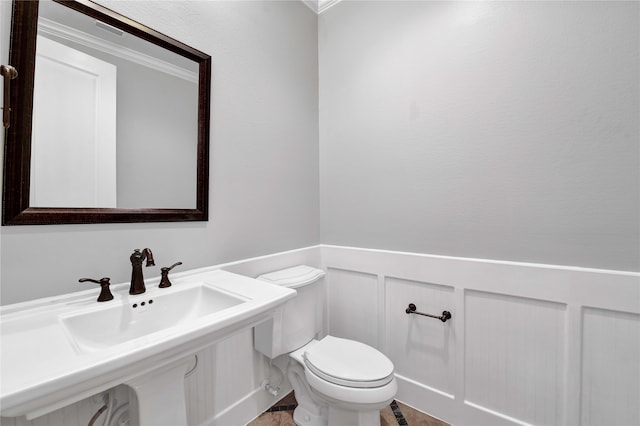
(159, 262, 183, 288)
(132, 248, 155, 267)
(79, 277, 114, 302)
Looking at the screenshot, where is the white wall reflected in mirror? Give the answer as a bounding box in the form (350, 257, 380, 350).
(30, 0, 199, 210)
(31, 35, 117, 208)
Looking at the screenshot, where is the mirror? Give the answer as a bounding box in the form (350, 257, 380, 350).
(2, 0, 211, 225)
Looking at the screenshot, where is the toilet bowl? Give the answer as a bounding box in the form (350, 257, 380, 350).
(254, 266, 397, 426)
(289, 336, 397, 426)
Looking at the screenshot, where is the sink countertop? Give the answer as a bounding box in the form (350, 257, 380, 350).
(0, 268, 296, 419)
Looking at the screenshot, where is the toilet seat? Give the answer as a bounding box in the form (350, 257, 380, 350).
(303, 336, 394, 388)
(289, 337, 398, 410)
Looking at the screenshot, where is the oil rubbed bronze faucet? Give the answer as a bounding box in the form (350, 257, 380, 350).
(159, 262, 183, 288)
(79, 277, 114, 302)
(130, 248, 155, 294)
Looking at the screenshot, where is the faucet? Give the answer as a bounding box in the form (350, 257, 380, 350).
(159, 262, 183, 288)
(130, 248, 155, 294)
(79, 277, 114, 302)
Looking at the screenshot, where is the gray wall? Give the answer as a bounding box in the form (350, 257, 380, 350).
(115, 60, 198, 209)
(0, 0, 320, 304)
(2, 0, 638, 305)
(319, 1, 640, 271)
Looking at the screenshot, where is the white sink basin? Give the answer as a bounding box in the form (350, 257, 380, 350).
(60, 283, 245, 353)
(0, 268, 296, 420)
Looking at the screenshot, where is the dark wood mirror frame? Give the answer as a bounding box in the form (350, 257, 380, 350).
(2, 0, 211, 225)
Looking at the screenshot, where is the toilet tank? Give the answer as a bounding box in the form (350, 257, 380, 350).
(254, 265, 325, 359)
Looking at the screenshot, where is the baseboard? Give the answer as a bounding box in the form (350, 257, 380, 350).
(395, 374, 454, 425)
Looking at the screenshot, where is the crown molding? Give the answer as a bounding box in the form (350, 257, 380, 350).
(301, 0, 343, 15)
(38, 17, 198, 83)
(318, 0, 343, 14)
(300, 0, 319, 14)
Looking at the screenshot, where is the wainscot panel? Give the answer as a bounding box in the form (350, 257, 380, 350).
(464, 291, 565, 425)
(326, 267, 379, 349)
(385, 277, 455, 396)
(581, 308, 640, 426)
(320, 245, 640, 426)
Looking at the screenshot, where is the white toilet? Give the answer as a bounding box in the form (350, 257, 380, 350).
(254, 265, 397, 426)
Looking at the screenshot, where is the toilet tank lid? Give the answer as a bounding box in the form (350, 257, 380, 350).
(257, 265, 326, 289)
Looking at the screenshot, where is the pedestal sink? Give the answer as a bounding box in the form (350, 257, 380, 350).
(125, 357, 195, 426)
(60, 282, 245, 353)
(0, 268, 296, 423)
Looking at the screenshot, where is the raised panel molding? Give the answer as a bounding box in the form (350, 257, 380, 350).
(385, 277, 455, 396)
(326, 268, 379, 348)
(320, 245, 640, 426)
(581, 308, 640, 426)
(464, 291, 566, 425)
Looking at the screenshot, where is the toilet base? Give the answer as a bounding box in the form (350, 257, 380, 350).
(291, 395, 383, 426)
(328, 405, 381, 426)
(292, 404, 327, 426)
(286, 344, 393, 426)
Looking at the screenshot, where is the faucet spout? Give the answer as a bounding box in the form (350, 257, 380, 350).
(130, 248, 155, 294)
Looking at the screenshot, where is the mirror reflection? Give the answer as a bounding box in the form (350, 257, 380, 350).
(32, 0, 198, 209)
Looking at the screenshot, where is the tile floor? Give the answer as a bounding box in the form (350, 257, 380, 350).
(248, 392, 449, 426)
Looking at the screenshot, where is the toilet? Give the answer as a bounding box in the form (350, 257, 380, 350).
(254, 265, 397, 426)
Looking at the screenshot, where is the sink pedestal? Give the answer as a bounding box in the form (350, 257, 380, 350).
(125, 357, 193, 426)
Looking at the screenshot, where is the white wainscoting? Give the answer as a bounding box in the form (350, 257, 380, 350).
(320, 245, 640, 426)
(2, 244, 637, 426)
